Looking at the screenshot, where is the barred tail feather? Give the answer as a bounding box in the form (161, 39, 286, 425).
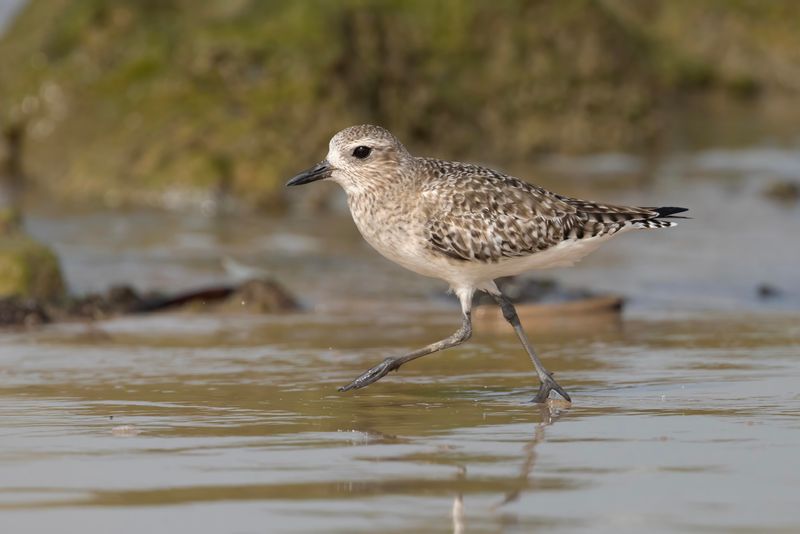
(632, 219, 678, 229)
(631, 206, 688, 229)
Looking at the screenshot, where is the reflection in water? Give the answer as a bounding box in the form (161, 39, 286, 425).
(451, 401, 569, 533)
(452, 466, 466, 534)
(495, 402, 568, 510)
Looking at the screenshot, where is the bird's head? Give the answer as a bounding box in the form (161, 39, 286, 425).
(286, 124, 412, 194)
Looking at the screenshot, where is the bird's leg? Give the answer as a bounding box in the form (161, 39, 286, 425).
(338, 312, 472, 392)
(339, 287, 475, 392)
(491, 292, 571, 403)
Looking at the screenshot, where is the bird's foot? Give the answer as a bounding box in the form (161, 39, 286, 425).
(338, 357, 400, 392)
(532, 373, 571, 403)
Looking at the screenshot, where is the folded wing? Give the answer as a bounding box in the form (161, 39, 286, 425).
(421, 162, 686, 263)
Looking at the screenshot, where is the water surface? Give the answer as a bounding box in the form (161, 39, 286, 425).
(1, 309, 799, 533)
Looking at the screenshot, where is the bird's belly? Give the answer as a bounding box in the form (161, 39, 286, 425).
(467, 234, 616, 280)
(356, 227, 618, 288)
(431, 233, 618, 287)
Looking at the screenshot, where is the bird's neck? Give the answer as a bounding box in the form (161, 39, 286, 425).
(340, 160, 420, 198)
(345, 168, 419, 229)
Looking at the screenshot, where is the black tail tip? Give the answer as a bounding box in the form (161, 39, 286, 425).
(654, 206, 689, 218)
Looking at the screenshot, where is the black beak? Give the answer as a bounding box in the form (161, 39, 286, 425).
(286, 160, 332, 186)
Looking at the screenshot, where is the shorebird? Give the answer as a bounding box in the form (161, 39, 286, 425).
(287, 125, 687, 402)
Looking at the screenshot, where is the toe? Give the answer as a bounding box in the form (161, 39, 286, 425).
(553, 384, 572, 402)
(531, 377, 572, 403)
(338, 358, 397, 392)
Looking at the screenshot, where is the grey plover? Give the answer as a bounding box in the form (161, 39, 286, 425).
(287, 125, 687, 402)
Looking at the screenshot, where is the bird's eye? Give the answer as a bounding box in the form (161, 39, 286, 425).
(352, 146, 371, 159)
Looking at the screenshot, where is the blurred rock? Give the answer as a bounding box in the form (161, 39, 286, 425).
(473, 276, 624, 330)
(0, 296, 49, 326)
(216, 279, 300, 313)
(475, 277, 604, 305)
(762, 180, 800, 204)
(69, 279, 301, 317)
(0, 233, 65, 300)
(132, 278, 300, 314)
(757, 283, 782, 299)
(54, 284, 146, 320)
(0, 278, 300, 327)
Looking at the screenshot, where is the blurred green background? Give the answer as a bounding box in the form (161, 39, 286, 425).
(3, 0, 800, 209)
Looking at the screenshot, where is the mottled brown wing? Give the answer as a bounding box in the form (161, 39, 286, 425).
(421, 163, 580, 263)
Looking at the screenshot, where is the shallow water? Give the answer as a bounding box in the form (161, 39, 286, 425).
(4, 129, 800, 532)
(1, 308, 799, 533)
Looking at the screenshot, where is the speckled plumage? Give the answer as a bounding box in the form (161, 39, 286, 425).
(418, 157, 674, 264)
(316, 125, 683, 290)
(287, 124, 687, 402)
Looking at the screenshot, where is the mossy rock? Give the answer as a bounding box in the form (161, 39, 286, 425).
(0, 235, 66, 299)
(0, 207, 23, 234)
